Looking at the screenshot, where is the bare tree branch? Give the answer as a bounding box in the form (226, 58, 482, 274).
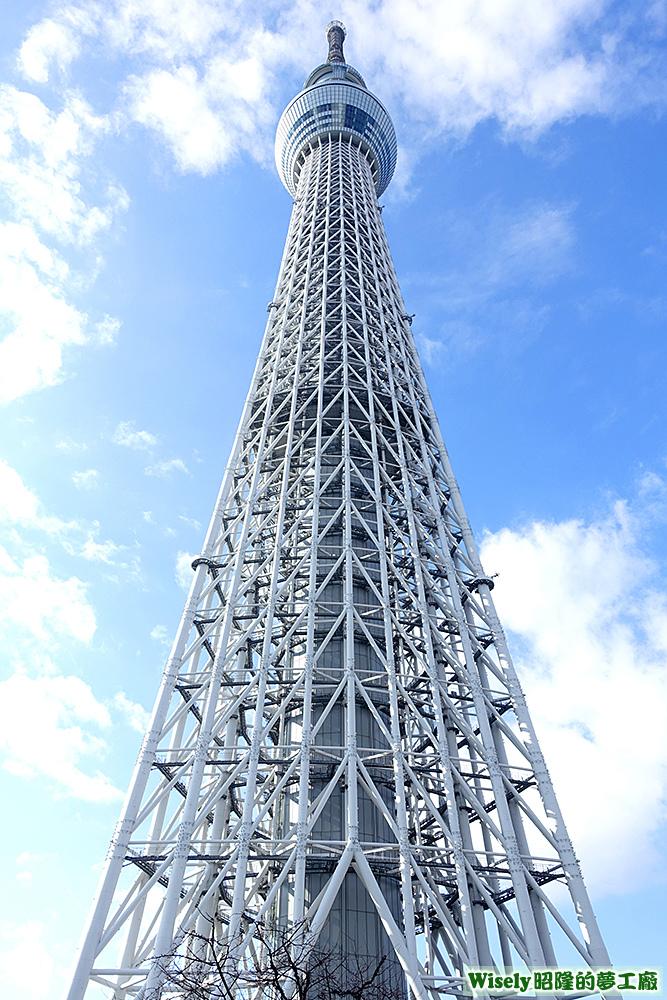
(158, 916, 406, 1000)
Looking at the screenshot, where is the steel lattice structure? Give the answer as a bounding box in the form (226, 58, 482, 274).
(66, 22, 610, 1000)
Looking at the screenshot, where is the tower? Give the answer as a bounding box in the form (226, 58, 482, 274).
(66, 21, 610, 1000)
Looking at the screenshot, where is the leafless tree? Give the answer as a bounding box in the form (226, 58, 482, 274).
(159, 918, 406, 1000)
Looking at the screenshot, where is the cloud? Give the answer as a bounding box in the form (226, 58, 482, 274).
(19, 18, 83, 84)
(72, 469, 100, 490)
(0, 86, 122, 245)
(0, 465, 131, 806)
(0, 456, 147, 806)
(0, 457, 40, 523)
(78, 537, 124, 563)
(112, 691, 150, 732)
(0, 86, 126, 402)
(16, 852, 49, 864)
(14, 0, 667, 181)
(444, 200, 576, 304)
(15, 852, 54, 872)
(0, 222, 89, 403)
(124, 29, 282, 173)
(413, 200, 573, 363)
(175, 550, 195, 589)
(0, 921, 53, 999)
(179, 514, 202, 530)
(95, 314, 121, 345)
(145, 457, 189, 477)
(485, 202, 575, 287)
(0, 545, 96, 643)
(0, 673, 122, 802)
(113, 420, 157, 450)
(55, 437, 87, 452)
(127, 65, 236, 174)
(353, 0, 614, 137)
(0, 457, 129, 571)
(8, 1, 615, 403)
(480, 493, 667, 894)
(150, 624, 171, 645)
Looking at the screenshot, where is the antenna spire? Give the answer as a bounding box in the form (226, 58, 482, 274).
(326, 20, 346, 63)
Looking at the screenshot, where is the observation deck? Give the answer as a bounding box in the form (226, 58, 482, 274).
(275, 21, 397, 197)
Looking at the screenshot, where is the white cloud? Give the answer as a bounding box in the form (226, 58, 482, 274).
(445, 201, 575, 304)
(0, 673, 122, 802)
(77, 537, 123, 563)
(112, 691, 151, 732)
(72, 469, 100, 490)
(81, 0, 229, 65)
(487, 202, 575, 286)
(14, 0, 667, 180)
(150, 623, 171, 645)
(0, 921, 53, 999)
(0, 545, 96, 643)
(179, 514, 202, 530)
(19, 19, 82, 84)
(0, 457, 40, 522)
(113, 420, 157, 450)
(125, 29, 281, 173)
(0, 467, 128, 805)
(480, 496, 667, 894)
(55, 438, 87, 452)
(16, 852, 51, 865)
(0, 85, 126, 403)
(127, 65, 235, 174)
(0, 86, 120, 245)
(353, 0, 613, 137)
(0, 457, 129, 571)
(95, 314, 121, 345)
(414, 200, 573, 364)
(146, 457, 189, 477)
(17, 2, 284, 174)
(0, 222, 89, 403)
(175, 550, 195, 590)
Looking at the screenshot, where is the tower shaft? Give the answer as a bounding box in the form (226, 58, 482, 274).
(65, 29, 610, 1000)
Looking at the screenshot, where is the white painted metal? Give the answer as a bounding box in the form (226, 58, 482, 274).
(65, 23, 610, 1000)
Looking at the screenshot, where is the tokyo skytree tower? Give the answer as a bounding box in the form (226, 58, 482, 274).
(66, 21, 610, 1000)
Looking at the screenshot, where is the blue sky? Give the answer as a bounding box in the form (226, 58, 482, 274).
(1, 1, 666, 996)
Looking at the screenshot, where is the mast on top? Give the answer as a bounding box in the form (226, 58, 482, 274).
(326, 20, 346, 62)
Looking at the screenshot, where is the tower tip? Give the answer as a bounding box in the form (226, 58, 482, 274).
(326, 20, 346, 63)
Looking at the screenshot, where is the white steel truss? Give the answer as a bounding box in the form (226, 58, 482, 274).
(66, 95, 610, 1000)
